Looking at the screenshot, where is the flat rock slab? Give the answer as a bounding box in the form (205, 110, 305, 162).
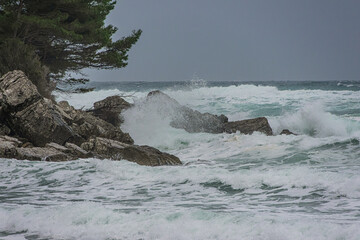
(81, 137, 182, 166)
(15, 147, 69, 162)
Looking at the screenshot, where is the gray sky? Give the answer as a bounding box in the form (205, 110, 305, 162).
(86, 0, 360, 81)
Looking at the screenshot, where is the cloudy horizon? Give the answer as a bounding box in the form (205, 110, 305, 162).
(86, 0, 360, 82)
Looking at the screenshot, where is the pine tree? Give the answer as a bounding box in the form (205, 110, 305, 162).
(0, 0, 142, 95)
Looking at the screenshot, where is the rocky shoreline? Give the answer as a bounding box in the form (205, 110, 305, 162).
(0, 70, 293, 166)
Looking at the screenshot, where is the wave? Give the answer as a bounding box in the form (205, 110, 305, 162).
(270, 102, 360, 137)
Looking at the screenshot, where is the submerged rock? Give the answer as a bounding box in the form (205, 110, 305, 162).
(280, 129, 297, 135)
(223, 117, 273, 136)
(81, 137, 182, 166)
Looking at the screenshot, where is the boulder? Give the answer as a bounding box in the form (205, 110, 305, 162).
(0, 71, 81, 146)
(90, 95, 131, 127)
(147, 90, 228, 133)
(171, 107, 228, 133)
(10, 98, 79, 146)
(81, 137, 182, 166)
(223, 117, 273, 136)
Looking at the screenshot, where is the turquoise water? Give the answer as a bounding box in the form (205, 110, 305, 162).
(1, 80, 360, 239)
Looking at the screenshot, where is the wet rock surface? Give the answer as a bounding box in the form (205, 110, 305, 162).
(81, 137, 182, 166)
(147, 90, 228, 133)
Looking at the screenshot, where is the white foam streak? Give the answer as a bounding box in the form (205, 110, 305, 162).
(270, 102, 360, 137)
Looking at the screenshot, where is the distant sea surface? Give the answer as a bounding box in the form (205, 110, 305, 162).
(1, 80, 360, 240)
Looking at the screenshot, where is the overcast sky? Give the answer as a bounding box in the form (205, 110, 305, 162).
(86, 0, 360, 82)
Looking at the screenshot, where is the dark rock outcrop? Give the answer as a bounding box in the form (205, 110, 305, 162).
(81, 137, 181, 166)
(147, 90, 273, 136)
(90, 95, 131, 127)
(223, 117, 273, 136)
(147, 90, 228, 133)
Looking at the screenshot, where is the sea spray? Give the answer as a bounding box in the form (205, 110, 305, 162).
(4, 81, 357, 240)
(269, 102, 360, 137)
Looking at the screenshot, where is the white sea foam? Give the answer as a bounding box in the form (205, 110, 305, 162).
(1, 202, 360, 240)
(4, 83, 360, 239)
(1, 158, 360, 240)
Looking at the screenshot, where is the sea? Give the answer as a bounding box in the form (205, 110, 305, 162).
(1, 79, 360, 240)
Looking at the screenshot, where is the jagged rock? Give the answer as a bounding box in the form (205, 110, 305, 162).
(0, 71, 81, 146)
(81, 137, 182, 166)
(91, 95, 131, 127)
(280, 129, 297, 135)
(10, 98, 79, 146)
(65, 142, 92, 158)
(223, 117, 273, 136)
(57, 101, 133, 144)
(0, 70, 41, 111)
(147, 90, 228, 133)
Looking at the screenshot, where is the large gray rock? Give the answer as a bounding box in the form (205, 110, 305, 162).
(0, 71, 80, 146)
(146, 90, 273, 135)
(223, 117, 273, 136)
(81, 137, 182, 166)
(90, 95, 131, 127)
(147, 90, 228, 133)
